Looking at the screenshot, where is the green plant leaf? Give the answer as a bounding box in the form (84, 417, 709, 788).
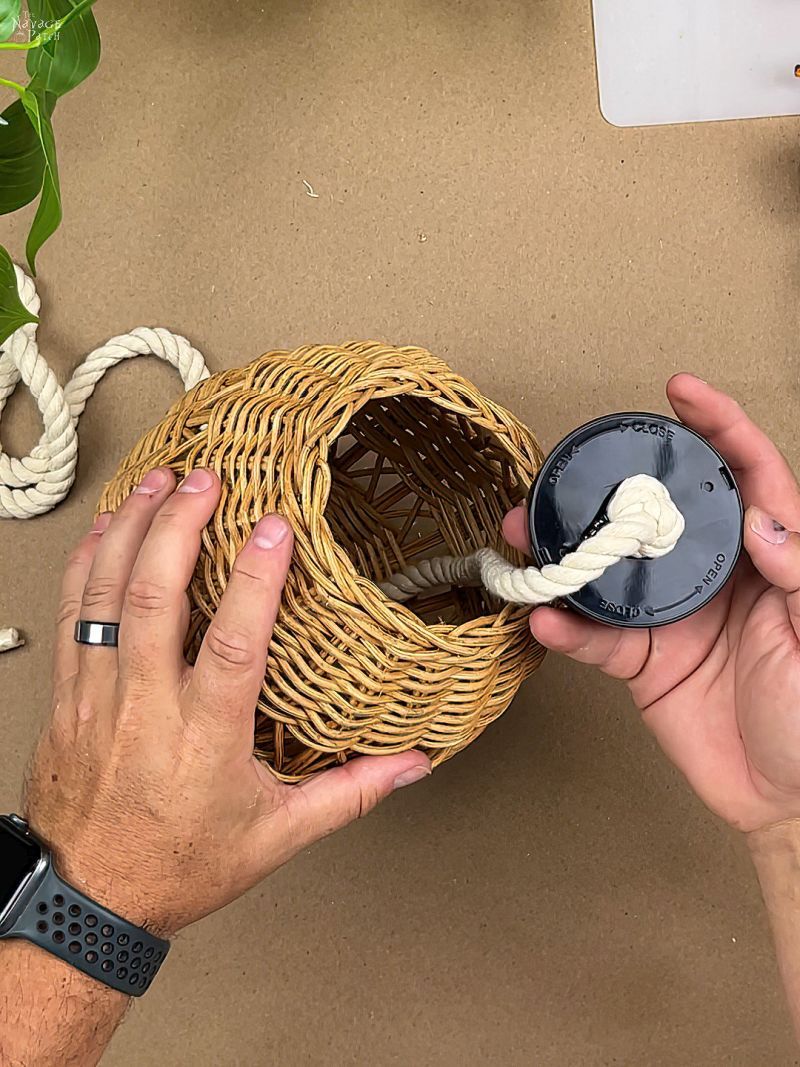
(26, 0, 100, 97)
(0, 97, 47, 215)
(0, 244, 37, 346)
(0, 0, 21, 44)
(20, 88, 61, 274)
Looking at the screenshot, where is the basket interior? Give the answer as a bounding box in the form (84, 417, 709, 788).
(325, 392, 528, 624)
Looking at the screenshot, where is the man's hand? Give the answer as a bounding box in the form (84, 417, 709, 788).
(1, 467, 430, 1065)
(506, 374, 800, 1042)
(505, 374, 800, 835)
(24, 467, 430, 939)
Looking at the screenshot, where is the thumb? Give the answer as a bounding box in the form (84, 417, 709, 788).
(503, 505, 530, 555)
(745, 505, 800, 638)
(279, 752, 431, 851)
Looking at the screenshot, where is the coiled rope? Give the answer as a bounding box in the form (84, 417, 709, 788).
(1, 266, 209, 651)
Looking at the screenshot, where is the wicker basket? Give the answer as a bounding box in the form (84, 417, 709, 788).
(99, 342, 545, 780)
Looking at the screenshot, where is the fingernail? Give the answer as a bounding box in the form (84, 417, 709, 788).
(750, 509, 789, 545)
(691, 373, 708, 385)
(90, 512, 112, 535)
(393, 765, 431, 790)
(134, 468, 168, 495)
(177, 469, 214, 494)
(252, 514, 290, 550)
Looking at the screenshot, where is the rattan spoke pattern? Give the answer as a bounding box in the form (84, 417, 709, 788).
(99, 343, 546, 780)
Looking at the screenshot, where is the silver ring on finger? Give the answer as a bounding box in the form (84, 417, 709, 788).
(74, 620, 120, 648)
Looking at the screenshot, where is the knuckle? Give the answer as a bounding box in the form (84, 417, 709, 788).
(125, 578, 172, 619)
(65, 542, 94, 573)
(601, 635, 627, 675)
(56, 595, 82, 628)
(151, 504, 186, 531)
(81, 575, 121, 611)
(74, 693, 101, 724)
(278, 793, 314, 850)
(203, 625, 254, 670)
(231, 563, 264, 586)
(120, 656, 159, 694)
(341, 765, 381, 821)
(114, 690, 148, 732)
(354, 783, 381, 820)
(104, 505, 135, 534)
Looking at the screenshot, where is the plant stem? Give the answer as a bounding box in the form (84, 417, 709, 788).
(0, 75, 25, 95)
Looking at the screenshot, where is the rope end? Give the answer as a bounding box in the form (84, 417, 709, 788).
(0, 627, 24, 653)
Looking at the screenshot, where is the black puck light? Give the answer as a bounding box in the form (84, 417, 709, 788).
(527, 413, 743, 628)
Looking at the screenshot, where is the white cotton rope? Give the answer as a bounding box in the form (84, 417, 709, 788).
(1, 265, 210, 652)
(380, 474, 685, 607)
(0, 627, 24, 652)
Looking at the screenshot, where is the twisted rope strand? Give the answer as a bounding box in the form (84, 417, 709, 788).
(1, 267, 210, 651)
(379, 474, 685, 606)
(0, 266, 209, 520)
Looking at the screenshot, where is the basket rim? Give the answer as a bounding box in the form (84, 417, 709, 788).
(302, 349, 538, 645)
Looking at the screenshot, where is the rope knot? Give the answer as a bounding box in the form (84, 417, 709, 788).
(606, 474, 685, 559)
(379, 471, 685, 608)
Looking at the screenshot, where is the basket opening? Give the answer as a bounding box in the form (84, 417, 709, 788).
(325, 392, 528, 625)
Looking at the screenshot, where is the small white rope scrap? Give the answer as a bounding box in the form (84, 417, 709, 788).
(0, 628, 24, 652)
(380, 474, 685, 607)
(1, 265, 210, 652)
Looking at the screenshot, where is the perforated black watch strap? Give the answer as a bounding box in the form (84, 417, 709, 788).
(11, 863, 170, 997)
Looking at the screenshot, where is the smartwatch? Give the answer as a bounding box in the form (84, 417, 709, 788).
(0, 814, 169, 996)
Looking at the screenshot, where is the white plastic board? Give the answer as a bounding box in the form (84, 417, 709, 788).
(592, 0, 800, 127)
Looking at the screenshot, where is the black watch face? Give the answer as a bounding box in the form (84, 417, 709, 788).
(0, 821, 41, 914)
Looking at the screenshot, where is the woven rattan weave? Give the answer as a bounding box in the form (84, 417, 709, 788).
(99, 342, 545, 780)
